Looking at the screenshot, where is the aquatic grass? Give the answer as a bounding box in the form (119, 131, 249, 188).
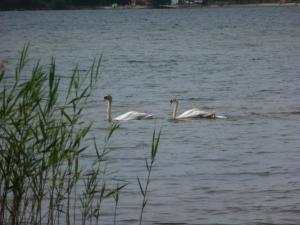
(0, 45, 161, 225)
(0, 45, 112, 225)
(138, 129, 161, 225)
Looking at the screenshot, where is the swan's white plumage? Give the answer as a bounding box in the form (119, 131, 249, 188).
(176, 108, 215, 119)
(104, 95, 153, 121)
(170, 97, 226, 120)
(114, 111, 153, 121)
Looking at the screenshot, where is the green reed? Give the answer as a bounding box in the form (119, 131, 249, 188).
(0, 45, 160, 225)
(138, 129, 161, 225)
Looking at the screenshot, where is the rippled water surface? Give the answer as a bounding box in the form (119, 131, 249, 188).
(1, 7, 300, 225)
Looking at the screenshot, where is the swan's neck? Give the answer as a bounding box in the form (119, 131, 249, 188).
(107, 100, 112, 122)
(172, 102, 178, 119)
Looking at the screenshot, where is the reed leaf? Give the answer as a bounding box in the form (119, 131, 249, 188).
(0, 45, 161, 225)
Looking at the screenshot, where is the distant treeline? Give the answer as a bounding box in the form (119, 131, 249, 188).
(0, 0, 129, 10)
(202, 0, 298, 5)
(0, 0, 298, 10)
(0, 0, 171, 9)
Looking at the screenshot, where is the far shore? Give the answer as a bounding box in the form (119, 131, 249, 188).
(204, 2, 299, 7)
(93, 2, 300, 10)
(0, 2, 299, 11)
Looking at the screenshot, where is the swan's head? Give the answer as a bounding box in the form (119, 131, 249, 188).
(170, 97, 178, 105)
(104, 95, 112, 102)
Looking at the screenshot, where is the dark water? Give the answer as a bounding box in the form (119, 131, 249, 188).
(1, 7, 300, 225)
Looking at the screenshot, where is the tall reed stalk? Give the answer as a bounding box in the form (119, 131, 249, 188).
(138, 130, 161, 225)
(0, 45, 161, 225)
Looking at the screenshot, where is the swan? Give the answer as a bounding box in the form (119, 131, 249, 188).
(170, 97, 226, 120)
(104, 95, 153, 122)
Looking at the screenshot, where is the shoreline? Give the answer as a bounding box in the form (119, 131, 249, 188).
(204, 2, 299, 7)
(0, 2, 299, 11)
(69, 2, 300, 10)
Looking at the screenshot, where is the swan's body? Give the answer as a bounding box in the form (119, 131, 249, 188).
(104, 95, 153, 121)
(175, 108, 217, 119)
(170, 97, 226, 120)
(114, 111, 153, 121)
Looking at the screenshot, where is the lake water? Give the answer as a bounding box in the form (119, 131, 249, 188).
(1, 6, 300, 225)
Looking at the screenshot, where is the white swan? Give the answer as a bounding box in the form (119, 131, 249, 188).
(170, 97, 226, 120)
(104, 95, 153, 122)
